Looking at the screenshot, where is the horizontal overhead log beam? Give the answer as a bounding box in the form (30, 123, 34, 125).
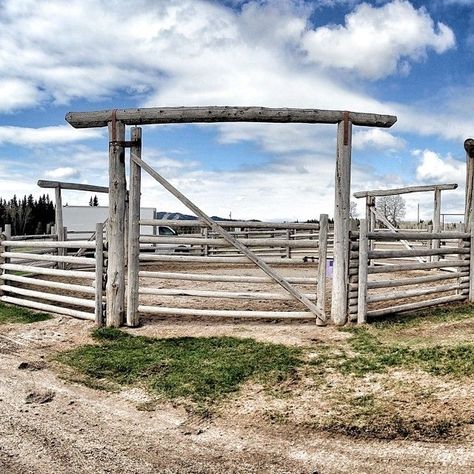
(65, 106, 397, 128)
(353, 183, 458, 198)
(37, 180, 109, 194)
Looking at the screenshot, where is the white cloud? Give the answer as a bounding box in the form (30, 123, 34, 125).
(353, 129, 405, 151)
(0, 79, 43, 112)
(45, 167, 81, 180)
(415, 149, 465, 183)
(0, 126, 102, 146)
(302, 0, 455, 79)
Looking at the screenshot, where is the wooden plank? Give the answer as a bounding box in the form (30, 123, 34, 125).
(316, 214, 328, 325)
(138, 271, 315, 284)
(0, 263, 95, 279)
(95, 223, 105, 326)
(37, 180, 109, 193)
(331, 117, 352, 325)
(106, 120, 126, 327)
(138, 305, 314, 319)
(131, 154, 324, 321)
(126, 127, 142, 327)
(141, 219, 320, 230)
(354, 183, 458, 199)
(65, 106, 397, 129)
(367, 294, 466, 318)
(139, 287, 316, 301)
(0, 274, 95, 294)
(1, 296, 94, 320)
(368, 260, 470, 274)
(357, 218, 368, 324)
(0, 285, 96, 309)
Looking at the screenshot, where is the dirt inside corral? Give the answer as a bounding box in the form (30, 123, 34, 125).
(1, 262, 473, 473)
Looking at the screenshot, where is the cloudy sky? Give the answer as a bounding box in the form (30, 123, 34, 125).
(0, 0, 473, 221)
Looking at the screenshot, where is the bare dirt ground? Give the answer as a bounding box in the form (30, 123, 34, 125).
(2, 314, 474, 474)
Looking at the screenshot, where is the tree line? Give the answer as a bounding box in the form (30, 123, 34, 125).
(0, 195, 55, 236)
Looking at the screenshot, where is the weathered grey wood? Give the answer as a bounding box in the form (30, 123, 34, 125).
(1, 252, 96, 265)
(367, 294, 466, 318)
(10, 234, 56, 241)
(66, 106, 397, 129)
(357, 219, 368, 324)
(138, 305, 314, 319)
(139, 271, 315, 284)
(95, 222, 105, 326)
(432, 189, 442, 261)
(0, 263, 95, 279)
(141, 219, 320, 230)
(464, 139, 474, 232)
(139, 254, 309, 264)
(367, 248, 469, 259)
(368, 260, 469, 274)
(331, 118, 352, 325)
(139, 287, 316, 301)
(1, 240, 96, 248)
(366, 231, 469, 240)
(126, 127, 142, 327)
(132, 154, 324, 321)
(470, 223, 474, 302)
(366, 272, 467, 289)
(106, 120, 126, 327)
(0, 285, 96, 309)
(1, 296, 95, 320)
(354, 184, 457, 199)
(4, 224, 11, 240)
(0, 273, 95, 294)
(316, 214, 328, 325)
(367, 283, 464, 303)
(38, 180, 109, 193)
(139, 235, 318, 248)
(55, 186, 65, 269)
(203, 227, 209, 256)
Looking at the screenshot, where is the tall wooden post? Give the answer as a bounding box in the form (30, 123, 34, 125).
(464, 139, 474, 232)
(316, 214, 328, 325)
(357, 218, 368, 324)
(55, 186, 66, 269)
(432, 189, 441, 262)
(331, 114, 352, 325)
(106, 119, 126, 327)
(95, 222, 105, 326)
(126, 127, 142, 327)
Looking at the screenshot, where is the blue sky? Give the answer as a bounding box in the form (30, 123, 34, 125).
(0, 0, 473, 221)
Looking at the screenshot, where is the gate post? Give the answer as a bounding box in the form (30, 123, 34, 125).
(316, 214, 328, 325)
(126, 127, 142, 327)
(106, 118, 126, 327)
(331, 113, 352, 325)
(95, 222, 105, 326)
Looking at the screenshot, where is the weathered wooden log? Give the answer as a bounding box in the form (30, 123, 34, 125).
(138, 254, 310, 264)
(367, 283, 465, 303)
(368, 260, 469, 273)
(366, 231, 469, 240)
(1, 296, 95, 320)
(126, 127, 142, 327)
(1, 240, 97, 249)
(331, 117, 352, 326)
(367, 294, 466, 318)
(357, 219, 368, 324)
(316, 214, 328, 325)
(38, 180, 109, 193)
(138, 271, 315, 284)
(138, 305, 314, 319)
(139, 287, 316, 301)
(0, 274, 95, 294)
(95, 223, 105, 326)
(366, 272, 468, 289)
(353, 183, 457, 199)
(106, 120, 126, 327)
(367, 248, 469, 259)
(1, 252, 96, 265)
(1, 263, 95, 280)
(0, 285, 96, 309)
(66, 106, 397, 129)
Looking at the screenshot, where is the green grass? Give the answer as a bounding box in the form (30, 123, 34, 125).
(0, 302, 52, 325)
(57, 328, 302, 405)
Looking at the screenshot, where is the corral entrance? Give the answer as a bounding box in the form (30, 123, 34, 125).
(64, 106, 397, 327)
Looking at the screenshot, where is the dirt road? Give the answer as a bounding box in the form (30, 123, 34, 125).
(1, 316, 474, 473)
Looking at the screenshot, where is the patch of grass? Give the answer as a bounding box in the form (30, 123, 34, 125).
(0, 302, 51, 325)
(57, 328, 302, 405)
